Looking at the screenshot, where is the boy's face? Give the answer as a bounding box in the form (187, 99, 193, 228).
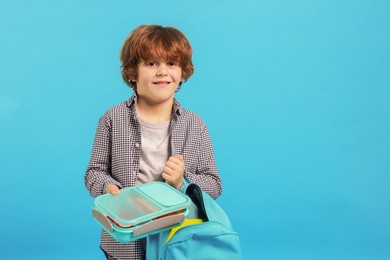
(135, 59, 183, 105)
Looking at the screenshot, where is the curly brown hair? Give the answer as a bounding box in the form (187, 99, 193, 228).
(120, 25, 194, 90)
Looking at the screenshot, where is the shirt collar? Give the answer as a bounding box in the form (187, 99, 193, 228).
(126, 92, 182, 116)
(125, 93, 137, 109)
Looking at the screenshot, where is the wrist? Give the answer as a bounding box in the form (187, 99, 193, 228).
(176, 181, 184, 190)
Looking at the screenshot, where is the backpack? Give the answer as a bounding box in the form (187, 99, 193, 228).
(146, 183, 243, 259)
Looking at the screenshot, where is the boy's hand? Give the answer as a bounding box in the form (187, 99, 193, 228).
(106, 184, 120, 195)
(162, 154, 184, 189)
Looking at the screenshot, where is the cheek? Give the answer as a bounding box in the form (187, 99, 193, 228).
(176, 70, 183, 81)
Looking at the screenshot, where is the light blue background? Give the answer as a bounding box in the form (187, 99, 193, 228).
(1, 0, 389, 259)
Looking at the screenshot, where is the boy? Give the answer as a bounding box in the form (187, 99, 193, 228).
(84, 25, 222, 259)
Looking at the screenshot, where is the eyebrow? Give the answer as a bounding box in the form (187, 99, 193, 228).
(142, 58, 180, 63)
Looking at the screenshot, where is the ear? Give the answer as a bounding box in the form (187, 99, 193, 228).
(128, 67, 138, 82)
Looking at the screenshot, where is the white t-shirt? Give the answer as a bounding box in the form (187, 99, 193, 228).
(136, 116, 171, 185)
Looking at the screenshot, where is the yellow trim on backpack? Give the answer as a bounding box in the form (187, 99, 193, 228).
(166, 219, 204, 243)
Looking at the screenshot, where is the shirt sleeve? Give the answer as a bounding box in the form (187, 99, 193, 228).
(185, 124, 222, 199)
(84, 113, 123, 197)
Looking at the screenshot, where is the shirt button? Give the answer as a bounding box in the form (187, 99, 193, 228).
(135, 143, 140, 148)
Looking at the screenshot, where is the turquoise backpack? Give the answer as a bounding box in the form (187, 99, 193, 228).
(146, 183, 243, 259)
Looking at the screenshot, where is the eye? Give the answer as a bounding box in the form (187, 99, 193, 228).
(145, 61, 157, 67)
(167, 61, 178, 67)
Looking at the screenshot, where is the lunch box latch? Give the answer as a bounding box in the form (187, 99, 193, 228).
(133, 213, 185, 237)
(92, 209, 114, 232)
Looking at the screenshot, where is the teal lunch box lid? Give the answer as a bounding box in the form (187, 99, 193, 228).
(93, 182, 191, 228)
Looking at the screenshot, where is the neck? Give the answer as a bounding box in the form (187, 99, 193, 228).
(135, 98, 173, 124)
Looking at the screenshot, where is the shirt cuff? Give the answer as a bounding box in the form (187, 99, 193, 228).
(178, 175, 191, 194)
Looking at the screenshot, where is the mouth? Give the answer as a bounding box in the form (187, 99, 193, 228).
(153, 81, 171, 87)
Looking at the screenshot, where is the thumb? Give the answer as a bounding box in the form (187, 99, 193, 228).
(111, 188, 120, 195)
(107, 184, 120, 195)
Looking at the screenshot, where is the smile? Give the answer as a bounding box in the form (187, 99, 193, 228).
(153, 81, 171, 86)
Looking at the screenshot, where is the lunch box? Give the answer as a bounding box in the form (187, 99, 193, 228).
(92, 182, 191, 243)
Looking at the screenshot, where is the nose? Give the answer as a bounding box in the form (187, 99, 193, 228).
(156, 63, 167, 77)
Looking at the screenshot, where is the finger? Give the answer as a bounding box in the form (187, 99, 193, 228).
(162, 172, 171, 181)
(162, 165, 177, 176)
(162, 166, 171, 176)
(172, 154, 184, 161)
(162, 172, 183, 189)
(165, 160, 179, 170)
(168, 157, 184, 168)
(167, 157, 180, 166)
(107, 184, 120, 195)
(110, 188, 120, 195)
(162, 172, 176, 185)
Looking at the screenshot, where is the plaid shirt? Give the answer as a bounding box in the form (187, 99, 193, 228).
(85, 93, 222, 259)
